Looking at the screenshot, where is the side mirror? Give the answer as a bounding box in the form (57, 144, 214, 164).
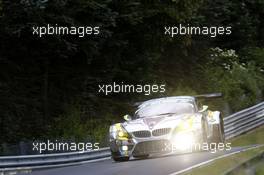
(123, 114, 132, 121)
(199, 105, 208, 113)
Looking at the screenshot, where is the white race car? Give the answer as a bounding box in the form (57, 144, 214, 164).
(109, 93, 225, 161)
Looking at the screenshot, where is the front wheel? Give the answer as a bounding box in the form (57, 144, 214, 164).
(201, 118, 208, 144)
(212, 113, 225, 144)
(112, 156, 130, 162)
(212, 123, 225, 144)
(111, 151, 130, 162)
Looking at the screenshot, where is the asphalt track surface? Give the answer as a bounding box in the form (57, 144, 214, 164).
(21, 146, 251, 175)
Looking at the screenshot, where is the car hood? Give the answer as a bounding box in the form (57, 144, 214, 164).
(123, 113, 200, 133)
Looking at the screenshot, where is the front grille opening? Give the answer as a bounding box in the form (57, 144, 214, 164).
(132, 140, 172, 156)
(133, 130, 151, 138)
(152, 128, 171, 136)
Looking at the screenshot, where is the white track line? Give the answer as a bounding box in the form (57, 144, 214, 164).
(168, 144, 264, 175)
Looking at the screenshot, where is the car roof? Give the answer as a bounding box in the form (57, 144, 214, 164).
(137, 96, 195, 109)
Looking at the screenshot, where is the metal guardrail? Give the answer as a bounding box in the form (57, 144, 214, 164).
(0, 148, 110, 169)
(224, 101, 264, 139)
(1, 102, 264, 171)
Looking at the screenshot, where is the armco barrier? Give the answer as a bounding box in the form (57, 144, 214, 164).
(0, 147, 110, 169)
(224, 101, 264, 139)
(1, 102, 264, 171)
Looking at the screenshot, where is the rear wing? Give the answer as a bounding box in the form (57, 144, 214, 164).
(194, 92, 222, 99)
(133, 93, 222, 107)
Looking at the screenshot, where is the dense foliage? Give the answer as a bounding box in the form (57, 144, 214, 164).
(0, 0, 263, 149)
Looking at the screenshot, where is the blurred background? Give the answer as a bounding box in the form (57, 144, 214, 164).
(0, 0, 263, 155)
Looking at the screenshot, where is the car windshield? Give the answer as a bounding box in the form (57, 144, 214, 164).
(135, 101, 195, 118)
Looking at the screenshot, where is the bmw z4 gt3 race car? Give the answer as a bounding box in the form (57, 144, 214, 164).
(109, 93, 225, 161)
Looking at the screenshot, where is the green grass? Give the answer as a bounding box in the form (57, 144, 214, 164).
(183, 126, 264, 175)
(232, 156, 264, 175)
(256, 161, 264, 175)
(230, 126, 264, 147)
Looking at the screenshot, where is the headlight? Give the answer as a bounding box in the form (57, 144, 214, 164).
(181, 121, 192, 130)
(174, 119, 193, 133)
(171, 119, 194, 151)
(117, 130, 128, 138)
(171, 132, 194, 151)
(110, 123, 130, 140)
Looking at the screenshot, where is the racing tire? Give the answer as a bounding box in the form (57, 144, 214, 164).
(112, 156, 130, 162)
(111, 151, 130, 162)
(220, 115, 225, 143)
(201, 118, 208, 144)
(199, 118, 209, 152)
(211, 123, 225, 144)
